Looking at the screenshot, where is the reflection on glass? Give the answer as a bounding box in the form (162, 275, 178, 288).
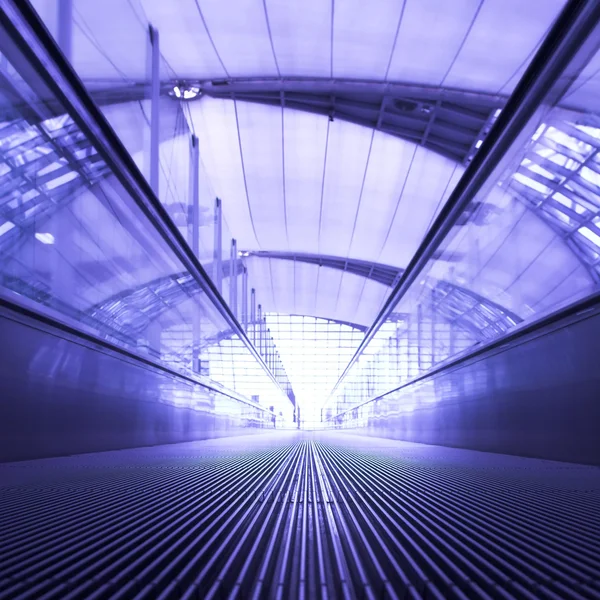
(0, 36, 292, 424)
(327, 32, 600, 423)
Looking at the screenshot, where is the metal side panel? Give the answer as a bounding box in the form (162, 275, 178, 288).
(335, 308, 600, 465)
(0, 308, 272, 462)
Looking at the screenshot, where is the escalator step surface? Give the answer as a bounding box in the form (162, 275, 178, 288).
(0, 432, 599, 599)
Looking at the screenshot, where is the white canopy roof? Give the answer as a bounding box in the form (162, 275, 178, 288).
(33, 0, 564, 94)
(24, 0, 594, 334)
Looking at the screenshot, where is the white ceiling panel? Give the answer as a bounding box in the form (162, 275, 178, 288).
(291, 261, 319, 317)
(282, 109, 329, 253)
(350, 132, 459, 265)
(266, 0, 331, 77)
(314, 267, 345, 320)
(267, 258, 295, 312)
(189, 99, 259, 248)
(31, 0, 565, 91)
(188, 100, 458, 267)
(377, 146, 462, 266)
(336, 271, 369, 324)
(318, 122, 374, 256)
(346, 132, 418, 262)
(444, 0, 566, 93)
(196, 0, 278, 77)
(235, 102, 288, 249)
(386, 0, 480, 86)
(140, 0, 227, 78)
(332, 0, 404, 80)
(355, 279, 389, 326)
(72, 0, 147, 80)
(246, 260, 385, 327)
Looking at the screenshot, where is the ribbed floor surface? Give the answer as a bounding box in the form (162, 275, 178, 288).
(1, 432, 599, 599)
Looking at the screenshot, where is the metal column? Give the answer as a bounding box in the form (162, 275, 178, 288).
(190, 135, 201, 373)
(57, 0, 73, 62)
(189, 135, 200, 255)
(417, 304, 423, 373)
(147, 25, 160, 196)
(51, 0, 74, 306)
(257, 304, 262, 356)
(431, 289, 436, 366)
(213, 198, 222, 293)
(241, 266, 248, 331)
(251, 288, 256, 343)
(229, 239, 237, 317)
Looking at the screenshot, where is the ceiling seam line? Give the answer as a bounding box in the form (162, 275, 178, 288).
(375, 144, 419, 260)
(346, 129, 375, 257)
(330, 0, 335, 78)
(424, 162, 461, 234)
(232, 97, 261, 246)
(261, 0, 281, 77)
(439, 0, 485, 88)
(317, 119, 331, 255)
(281, 96, 289, 248)
(383, 0, 407, 80)
(193, 0, 230, 78)
(332, 258, 347, 322)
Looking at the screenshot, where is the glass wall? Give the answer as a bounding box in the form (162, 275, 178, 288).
(0, 12, 293, 423)
(325, 16, 600, 422)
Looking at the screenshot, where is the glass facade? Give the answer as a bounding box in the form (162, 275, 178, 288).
(7, 0, 596, 430)
(0, 13, 293, 423)
(326, 22, 600, 423)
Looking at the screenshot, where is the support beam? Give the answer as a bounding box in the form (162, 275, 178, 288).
(147, 25, 160, 196)
(257, 303, 262, 356)
(431, 290, 436, 366)
(242, 266, 248, 330)
(57, 0, 72, 62)
(251, 288, 256, 321)
(230, 239, 237, 317)
(251, 287, 256, 344)
(213, 198, 222, 293)
(189, 134, 201, 373)
(189, 135, 199, 255)
(417, 303, 423, 373)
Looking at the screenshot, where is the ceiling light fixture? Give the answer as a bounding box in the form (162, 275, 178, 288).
(169, 82, 202, 101)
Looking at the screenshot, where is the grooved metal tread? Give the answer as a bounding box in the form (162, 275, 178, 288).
(0, 433, 599, 599)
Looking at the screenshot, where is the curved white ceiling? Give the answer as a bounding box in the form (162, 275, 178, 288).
(32, 0, 564, 95)
(243, 257, 390, 327)
(188, 98, 463, 267)
(93, 95, 597, 325)
(27, 0, 594, 331)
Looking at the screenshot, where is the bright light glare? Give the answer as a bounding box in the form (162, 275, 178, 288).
(171, 84, 201, 101)
(35, 232, 55, 244)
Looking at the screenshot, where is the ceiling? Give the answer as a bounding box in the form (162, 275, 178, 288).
(15, 0, 599, 357)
